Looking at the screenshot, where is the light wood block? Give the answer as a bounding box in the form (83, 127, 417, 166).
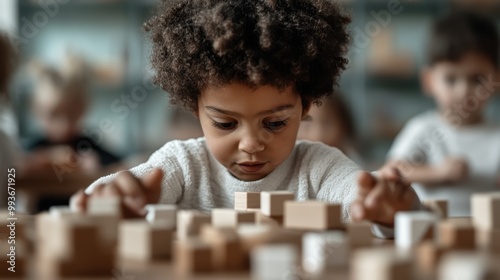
(284, 200, 342, 230)
(119, 221, 172, 261)
(395, 211, 438, 249)
(303, 231, 349, 275)
(251, 244, 299, 280)
(472, 192, 500, 230)
(260, 191, 294, 217)
(415, 241, 446, 277)
(438, 219, 475, 250)
(234, 192, 260, 211)
(145, 204, 177, 229)
(423, 200, 448, 219)
(476, 228, 500, 255)
(351, 247, 412, 280)
(211, 209, 256, 228)
(175, 238, 213, 275)
(87, 196, 122, 217)
(177, 210, 211, 241)
(200, 225, 245, 271)
(438, 252, 499, 280)
(347, 222, 373, 249)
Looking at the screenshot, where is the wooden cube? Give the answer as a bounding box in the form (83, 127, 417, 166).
(177, 210, 211, 241)
(200, 225, 245, 271)
(145, 204, 177, 229)
(395, 211, 438, 249)
(351, 248, 412, 280)
(260, 191, 294, 217)
(211, 209, 256, 228)
(415, 241, 446, 277)
(234, 192, 260, 211)
(119, 221, 172, 261)
(347, 222, 373, 249)
(87, 196, 122, 217)
(476, 228, 500, 255)
(255, 211, 283, 227)
(251, 244, 299, 280)
(175, 238, 212, 275)
(423, 200, 448, 219)
(284, 200, 342, 230)
(438, 252, 498, 280)
(438, 219, 475, 250)
(472, 192, 500, 230)
(303, 231, 349, 275)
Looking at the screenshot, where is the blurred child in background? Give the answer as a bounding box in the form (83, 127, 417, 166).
(385, 12, 500, 216)
(25, 55, 121, 173)
(297, 92, 364, 166)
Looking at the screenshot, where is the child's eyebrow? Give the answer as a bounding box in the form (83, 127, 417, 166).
(205, 104, 295, 117)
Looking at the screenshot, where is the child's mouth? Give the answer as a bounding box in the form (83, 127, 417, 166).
(237, 162, 266, 173)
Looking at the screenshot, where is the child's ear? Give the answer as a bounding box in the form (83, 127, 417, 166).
(420, 67, 434, 97)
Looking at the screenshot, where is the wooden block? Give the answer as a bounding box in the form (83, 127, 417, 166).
(415, 241, 446, 277)
(145, 204, 177, 229)
(284, 200, 342, 230)
(200, 225, 245, 271)
(476, 228, 500, 255)
(175, 238, 212, 275)
(234, 192, 260, 210)
(302, 231, 349, 275)
(87, 196, 122, 217)
(119, 220, 172, 261)
(395, 211, 438, 249)
(438, 252, 499, 280)
(255, 211, 283, 226)
(49, 206, 80, 218)
(438, 219, 476, 250)
(251, 244, 299, 280)
(211, 208, 256, 228)
(177, 210, 211, 241)
(351, 247, 413, 280)
(472, 192, 500, 230)
(260, 191, 294, 217)
(423, 200, 448, 219)
(346, 222, 373, 249)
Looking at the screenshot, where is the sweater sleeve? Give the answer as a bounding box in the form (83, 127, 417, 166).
(85, 141, 186, 204)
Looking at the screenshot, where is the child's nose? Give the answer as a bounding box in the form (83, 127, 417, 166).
(238, 131, 265, 154)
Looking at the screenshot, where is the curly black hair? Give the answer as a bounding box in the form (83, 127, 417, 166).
(144, 0, 351, 112)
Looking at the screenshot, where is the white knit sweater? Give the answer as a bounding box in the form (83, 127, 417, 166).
(86, 137, 361, 221)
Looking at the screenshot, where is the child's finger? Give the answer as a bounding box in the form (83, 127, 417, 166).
(141, 168, 164, 203)
(114, 171, 147, 206)
(351, 199, 367, 222)
(69, 188, 89, 213)
(364, 181, 386, 209)
(357, 171, 377, 198)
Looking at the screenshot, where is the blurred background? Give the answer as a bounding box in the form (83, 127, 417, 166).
(1, 0, 499, 212)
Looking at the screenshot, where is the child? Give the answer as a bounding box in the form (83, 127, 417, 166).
(385, 12, 500, 217)
(297, 93, 364, 166)
(71, 0, 420, 235)
(26, 57, 121, 173)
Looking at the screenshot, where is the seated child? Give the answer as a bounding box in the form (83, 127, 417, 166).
(297, 92, 364, 166)
(71, 0, 421, 235)
(385, 12, 500, 216)
(26, 56, 121, 173)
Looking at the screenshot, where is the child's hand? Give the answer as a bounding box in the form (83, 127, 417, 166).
(437, 157, 468, 184)
(351, 167, 417, 227)
(70, 168, 163, 218)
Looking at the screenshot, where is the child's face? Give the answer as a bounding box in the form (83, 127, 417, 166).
(297, 102, 343, 148)
(424, 52, 498, 123)
(198, 83, 308, 181)
(34, 90, 85, 143)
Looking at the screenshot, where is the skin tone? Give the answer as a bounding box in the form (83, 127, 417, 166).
(71, 82, 416, 226)
(386, 52, 500, 186)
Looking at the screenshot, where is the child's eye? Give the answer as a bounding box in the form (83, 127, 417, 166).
(264, 120, 288, 131)
(212, 121, 237, 130)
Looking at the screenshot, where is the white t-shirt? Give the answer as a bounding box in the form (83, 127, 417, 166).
(388, 110, 500, 216)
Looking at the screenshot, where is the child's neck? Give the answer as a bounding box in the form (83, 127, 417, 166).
(440, 111, 485, 128)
